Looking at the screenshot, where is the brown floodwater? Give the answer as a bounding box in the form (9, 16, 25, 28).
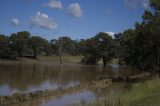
(0, 61, 143, 106)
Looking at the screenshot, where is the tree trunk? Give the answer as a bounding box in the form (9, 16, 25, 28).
(59, 39, 63, 64)
(102, 57, 107, 66)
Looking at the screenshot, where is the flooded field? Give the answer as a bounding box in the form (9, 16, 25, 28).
(0, 61, 144, 106)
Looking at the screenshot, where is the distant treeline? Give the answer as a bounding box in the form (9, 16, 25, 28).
(0, 31, 87, 59)
(0, 0, 160, 73)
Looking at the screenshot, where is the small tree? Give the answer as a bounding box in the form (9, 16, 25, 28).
(50, 38, 63, 64)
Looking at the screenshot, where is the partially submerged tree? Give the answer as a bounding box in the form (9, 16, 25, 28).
(95, 32, 115, 66)
(81, 38, 100, 65)
(81, 32, 115, 66)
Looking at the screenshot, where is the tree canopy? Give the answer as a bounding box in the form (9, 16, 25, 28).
(120, 0, 160, 72)
(81, 32, 115, 66)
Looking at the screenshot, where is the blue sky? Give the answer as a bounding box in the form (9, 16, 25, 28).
(0, 0, 150, 40)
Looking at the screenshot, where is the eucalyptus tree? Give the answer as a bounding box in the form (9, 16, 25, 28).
(0, 35, 11, 59)
(10, 31, 31, 57)
(94, 32, 115, 66)
(121, 0, 160, 72)
(81, 32, 115, 66)
(50, 38, 63, 64)
(81, 38, 100, 65)
(29, 36, 48, 58)
(144, 0, 160, 71)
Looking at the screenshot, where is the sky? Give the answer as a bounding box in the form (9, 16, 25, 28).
(0, 0, 150, 40)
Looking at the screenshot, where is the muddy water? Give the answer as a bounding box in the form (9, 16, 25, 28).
(0, 62, 143, 106)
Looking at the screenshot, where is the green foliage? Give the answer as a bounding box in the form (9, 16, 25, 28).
(81, 32, 115, 66)
(0, 35, 13, 59)
(29, 36, 48, 58)
(150, 0, 160, 10)
(50, 37, 87, 56)
(59, 37, 74, 55)
(120, 0, 160, 72)
(10, 31, 31, 57)
(0, 31, 49, 59)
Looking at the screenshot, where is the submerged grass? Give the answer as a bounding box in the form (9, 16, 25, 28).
(90, 78, 160, 106)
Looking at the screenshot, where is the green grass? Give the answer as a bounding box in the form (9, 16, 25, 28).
(0, 55, 83, 64)
(90, 78, 160, 106)
(38, 55, 83, 63)
(0, 56, 120, 65)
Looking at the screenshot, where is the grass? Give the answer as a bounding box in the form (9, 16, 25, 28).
(0, 55, 83, 64)
(90, 78, 160, 106)
(0, 55, 119, 65)
(38, 55, 83, 63)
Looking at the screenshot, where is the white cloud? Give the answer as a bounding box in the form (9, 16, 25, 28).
(31, 12, 58, 30)
(11, 18, 20, 26)
(124, 0, 150, 9)
(105, 32, 115, 39)
(45, 0, 63, 10)
(67, 3, 83, 18)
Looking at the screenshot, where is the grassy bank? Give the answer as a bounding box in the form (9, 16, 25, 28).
(0, 56, 83, 64)
(39, 55, 83, 63)
(0, 56, 120, 65)
(0, 56, 118, 65)
(91, 78, 160, 106)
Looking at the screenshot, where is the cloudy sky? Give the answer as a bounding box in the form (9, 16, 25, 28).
(0, 0, 150, 40)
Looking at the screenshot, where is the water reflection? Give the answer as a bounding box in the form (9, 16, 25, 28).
(0, 62, 143, 106)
